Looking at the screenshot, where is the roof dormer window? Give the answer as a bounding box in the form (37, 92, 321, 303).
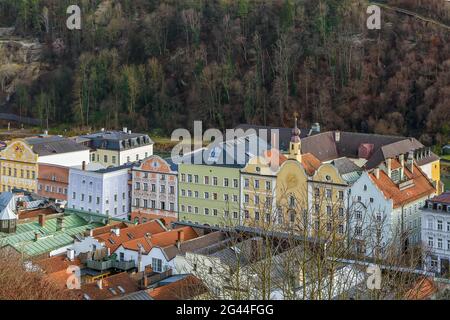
(391, 169, 400, 183)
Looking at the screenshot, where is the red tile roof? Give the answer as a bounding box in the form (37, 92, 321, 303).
(121, 226, 199, 254)
(91, 222, 129, 237)
(95, 220, 166, 252)
(264, 149, 288, 167)
(18, 207, 58, 220)
(302, 153, 322, 175)
(370, 164, 435, 208)
(429, 192, 450, 205)
(80, 272, 139, 300)
(36, 255, 81, 274)
(148, 275, 207, 300)
(390, 159, 402, 170)
(404, 277, 437, 300)
(36, 255, 82, 289)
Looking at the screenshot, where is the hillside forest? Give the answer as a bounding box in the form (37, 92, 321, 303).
(0, 0, 449, 148)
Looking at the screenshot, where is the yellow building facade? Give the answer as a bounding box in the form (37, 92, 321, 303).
(430, 159, 441, 194)
(276, 159, 309, 230)
(275, 117, 315, 232)
(241, 151, 286, 227)
(0, 139, 38, 192)
(309, 164, 348, 241)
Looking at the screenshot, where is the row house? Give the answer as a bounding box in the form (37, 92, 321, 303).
(240, 118, 358, 240)
(349, 152, 436, 257)
(178, 134, 269, 227)
(71, 219, 221, 275)
(240, 150, 286, 227)
(301, 131, 442, 194)
(37, 164, 70, 201)
(131, 155, 178, 224)
(422, 192, 450, 275)
(68, 162, 133, 219)
(0, 135, 90, 193)
(75, 128, 154, 167)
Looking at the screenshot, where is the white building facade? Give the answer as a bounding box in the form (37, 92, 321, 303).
(68, 164, 132, 219)
(422, 193, 450, 275)
(78, 129, 154, 167)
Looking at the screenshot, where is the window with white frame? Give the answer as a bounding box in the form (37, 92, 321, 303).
(152, 258, 162, 272)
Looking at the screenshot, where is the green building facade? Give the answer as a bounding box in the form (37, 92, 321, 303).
(178, 163, 241, 227)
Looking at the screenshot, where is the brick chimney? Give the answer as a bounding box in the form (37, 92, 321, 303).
(407, 150, 414, 173)
(374, 168, 380, 179)
(97, 279, 103, 290)
(334, 131, 341, 143)
(38, 214, 45, 227)
(399, 154, 405, 168)
(177, 229, 185, 242)
(386, 158, 392, 178)
(143, 275, 149, 288)
(56, 217, 64, 231)
(34, 231, 40, 241)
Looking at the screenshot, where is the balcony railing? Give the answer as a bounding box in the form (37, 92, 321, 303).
(86, 259, 136, 271)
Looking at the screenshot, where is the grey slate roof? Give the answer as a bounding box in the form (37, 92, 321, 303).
(301, 131, 439, 169)
(80, 131, 153, 151)
(209, 237, 267, 268)
(24, 136, 89, 156)
(162, 231, 229, 260)
(178, 134, 270, 168)
(234, 124, 313, 151)
(0, 192, 17, 221)
(193, 236, 266, 269)
(331, 157, 362, 175)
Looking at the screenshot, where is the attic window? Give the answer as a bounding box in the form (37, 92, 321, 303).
(108, 239, 115, 244)
(326, 175, 331, 181)
(391, 169, 400, 182)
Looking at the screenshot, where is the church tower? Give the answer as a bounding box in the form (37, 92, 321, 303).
(289, 113, 302, 163)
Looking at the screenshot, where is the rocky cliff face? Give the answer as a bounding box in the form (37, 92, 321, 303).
(0, 28, 44, 104)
